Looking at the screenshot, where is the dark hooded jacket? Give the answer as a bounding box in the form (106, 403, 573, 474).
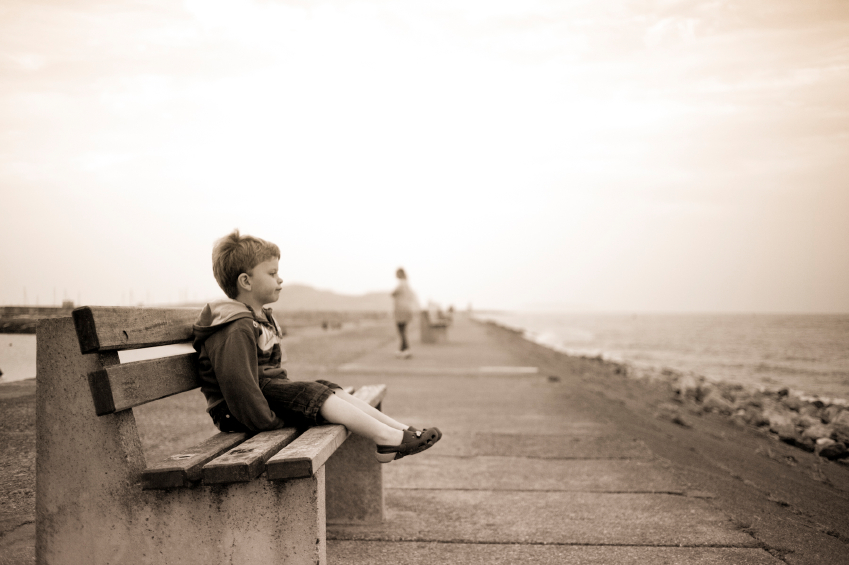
(192, 298, 287, 431)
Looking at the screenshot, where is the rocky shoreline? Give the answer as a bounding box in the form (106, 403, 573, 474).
(648, 367, 849, 462)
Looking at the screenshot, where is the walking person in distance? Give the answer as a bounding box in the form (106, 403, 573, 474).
(391, 268, 418, 359)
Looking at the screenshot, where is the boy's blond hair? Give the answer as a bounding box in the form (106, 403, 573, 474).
(212, 229, 280, 299)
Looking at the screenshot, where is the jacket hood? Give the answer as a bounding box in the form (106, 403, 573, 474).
(192, 299, 256, 349)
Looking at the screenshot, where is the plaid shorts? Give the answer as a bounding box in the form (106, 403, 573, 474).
(210, 379, 341, 432)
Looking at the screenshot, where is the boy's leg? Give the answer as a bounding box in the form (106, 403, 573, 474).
(262, 379, 438, 458)
(320, 394, 403, 447)
(333, 389, 408, 431)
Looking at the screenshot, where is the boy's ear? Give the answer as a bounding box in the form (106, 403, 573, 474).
(237, 272, 251, 292)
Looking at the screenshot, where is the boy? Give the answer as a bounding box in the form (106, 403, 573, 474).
(193, 229, 441, 462)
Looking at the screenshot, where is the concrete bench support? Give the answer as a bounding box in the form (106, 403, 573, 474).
(326, 432, 384, 523)
(36, 317, 327, 565)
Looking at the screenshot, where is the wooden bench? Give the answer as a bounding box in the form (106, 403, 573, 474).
(419, 309, 450, 344)
(36, 306, 386, 565)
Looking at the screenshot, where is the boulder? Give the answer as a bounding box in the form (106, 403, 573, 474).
(742, 406, 769, 427)
(793, 414, 822, 430)
(759, 396, 784, 413)
(801, 423, 834, 442)
(733, 392, 762, 410)
(765, 409, 797, 441)
(815, 439, 848, 460)
(794, 435, 816, 452)
(717, 383, 743, 403)
(702, 390, 734, 415)
(674, 373, 702, 402)
(698, 380, 716, 401)
(822, 405, 844, 424)
(781, 394, 804, 412)
(831, 410, 849, 444)
(798, 403, 821, 419)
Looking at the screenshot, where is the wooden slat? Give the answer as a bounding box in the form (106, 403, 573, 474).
(88, 353, 199, 415)
(141, 432, 248, 490)
(202, 428, 301, 484)
(265, 425, 349, 481)
(73, 306, 200, 353)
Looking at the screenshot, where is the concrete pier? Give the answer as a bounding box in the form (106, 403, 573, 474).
(319, 317, 796, 564)
(330, 315, 849, 564)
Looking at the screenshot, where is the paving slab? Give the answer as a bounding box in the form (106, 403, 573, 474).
(384, 456, 685, 493)
(328, 541, 784, 565)
(328, 490, 758, 546)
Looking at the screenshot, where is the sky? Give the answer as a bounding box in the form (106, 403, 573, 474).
(1, 0, 848, 313)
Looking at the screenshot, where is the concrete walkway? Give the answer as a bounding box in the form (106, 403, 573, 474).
(307, 315, 783, 565)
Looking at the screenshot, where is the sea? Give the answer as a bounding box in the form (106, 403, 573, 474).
(0, 333, 37, 384)
(475, 312, 849, 403)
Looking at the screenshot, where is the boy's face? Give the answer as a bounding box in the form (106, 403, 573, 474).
(247, 258, 283, 305)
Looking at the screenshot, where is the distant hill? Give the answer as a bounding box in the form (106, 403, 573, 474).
(269, 284, 392, 312)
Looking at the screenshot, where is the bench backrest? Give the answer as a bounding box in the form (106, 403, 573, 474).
(72, 306, 202, 415)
